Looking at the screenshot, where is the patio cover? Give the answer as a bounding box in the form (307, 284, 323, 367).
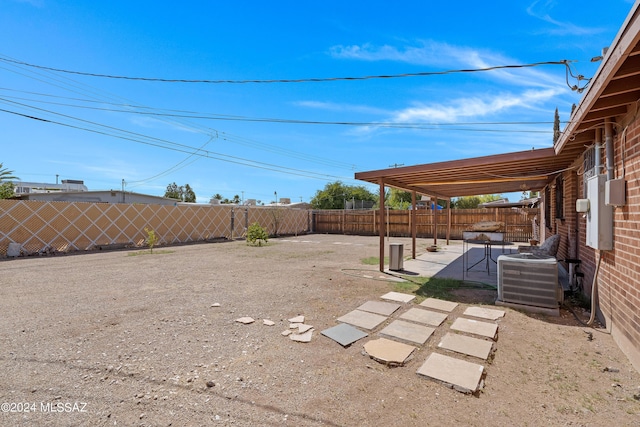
(354, 147, 574, 199)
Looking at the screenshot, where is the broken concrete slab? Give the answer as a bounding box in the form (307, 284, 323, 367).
(337, 310, 388, 331)
(281, 329, 293, 336)
(321, 323, 368, 347)
(380, 291, 416, 303)
(463, 306, 505, 321)
(357, 300, 401, 316)
(290, 330, 313, 343)
(416, 352, 484, 394)
(289, 323, 303, 329)
(379, 320, 435, 346)
(450, 318, 498, 340)
(263, 319, 275, 326)
(399, 308, 448, 327)
(419, 298, 458, 313)
(298, 324, 314, 333)
(438, 332, 494, 360)
(288, 315, 305, 323)
(363, 337, 416, 366)
(235, 317, 255, 324)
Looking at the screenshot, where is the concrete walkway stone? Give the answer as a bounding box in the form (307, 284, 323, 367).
(400, 307, 448, 327)
(321, 323, 368, 347)
(438, 332, 494, 360)
(364, 337, 416, 366)
(463, 306, 505, 321)
(379, 320, 435, 345)
(380, 291, 416, 303)
(451, 318, 498, 340)
(419, 298, 458, 313)
(337, 310, 388, 331)
(417, 352, 484, 394)
(357, 300, 401, 316)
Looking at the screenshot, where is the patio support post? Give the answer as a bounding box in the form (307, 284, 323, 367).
(378, 179, 385, 272)
(446, 198, 451, 245)
(433, 197, 438, 245)
(411, 191, 417, 259)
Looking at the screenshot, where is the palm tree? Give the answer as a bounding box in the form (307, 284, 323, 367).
(0, 163, 18, 182)
(0, 163, 18, 199)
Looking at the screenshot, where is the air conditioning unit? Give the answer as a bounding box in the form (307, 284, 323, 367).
(497, 254, 562, 310)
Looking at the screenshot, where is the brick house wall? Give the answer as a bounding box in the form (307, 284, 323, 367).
(549, 112, 640, 371)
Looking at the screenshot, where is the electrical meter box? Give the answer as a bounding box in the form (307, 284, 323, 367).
(586, 174, 613, 250)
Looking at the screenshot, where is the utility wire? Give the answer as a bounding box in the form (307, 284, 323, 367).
(0, 91, 554, 134)
(0, 104, 354, 182)
(0, 57, 572, 84)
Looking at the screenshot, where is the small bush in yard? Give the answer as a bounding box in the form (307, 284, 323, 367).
(246, 222, 268, 246)
(144, 227, 159, 253)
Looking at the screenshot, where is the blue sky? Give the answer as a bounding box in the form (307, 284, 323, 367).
(0, 0, 635, 203)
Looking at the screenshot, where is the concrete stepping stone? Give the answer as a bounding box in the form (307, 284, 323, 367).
(451, 318, 498, 340)
(417, 352, 484, 394)
(357, 300, 401, 316)
(399, 307, 448, 327)
(364, 338, 416, 366)
(290, 330, 313, 343)
(438, 332, 494, 360)
(235, 317, 255, 324)
(379, 320, 435, 345)
(419, 298, 458, 313)
(337, 310, 387, 331)
(463, 306, 505, 321)
(380, 291, 416, 303)
(321, 323, 368, 347)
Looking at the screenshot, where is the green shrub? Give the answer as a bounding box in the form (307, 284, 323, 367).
(246, 222, 269, 246)
(144, 227, 158, 253)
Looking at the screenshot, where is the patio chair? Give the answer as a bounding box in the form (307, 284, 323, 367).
(518, 234, 560, 258)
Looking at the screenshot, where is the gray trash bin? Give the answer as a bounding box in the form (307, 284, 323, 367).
(389, 243, 404, 271)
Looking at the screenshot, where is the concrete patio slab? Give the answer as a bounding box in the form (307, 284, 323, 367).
(463, 306, 505, 321)
(357, 300, 401, 316)
(451, 318, 498, 340)
(290, 330, 313, 342)
(419, 298, 458, 313)
(363, 338, 416, 366)
(416, 352, 485, 394)
(337, 310, 388, 331)
(438, 332, 494, 360)
(379, 320, 435, 345)
(321, 323, 368, 347)
(399, 307, 448, 327)
(380, 291, 416, 303)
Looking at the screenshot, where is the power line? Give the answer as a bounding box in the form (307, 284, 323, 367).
(0, 57, 572, 84)
(0, 90, 555, 134)
(0, 104, 354, 183)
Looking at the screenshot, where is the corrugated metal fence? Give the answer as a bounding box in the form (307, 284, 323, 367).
(0, 200, 310, 256)
(312, 208, 537, 242)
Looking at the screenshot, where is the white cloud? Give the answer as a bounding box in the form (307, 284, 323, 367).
(391, 88, 562, 123)
(329, 40, 563, 88)
(295, 100, 389, 116)
(526, 0, 604, 36)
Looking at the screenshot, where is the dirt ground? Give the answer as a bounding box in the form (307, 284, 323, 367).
(1, 234, 639, 427)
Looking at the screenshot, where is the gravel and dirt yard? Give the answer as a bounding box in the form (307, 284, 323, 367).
(1, 234, 639, 426)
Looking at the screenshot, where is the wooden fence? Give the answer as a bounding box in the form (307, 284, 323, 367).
(312, 207, 538, 242)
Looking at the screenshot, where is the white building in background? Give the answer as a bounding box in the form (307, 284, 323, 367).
(12, 179, 88, 194)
